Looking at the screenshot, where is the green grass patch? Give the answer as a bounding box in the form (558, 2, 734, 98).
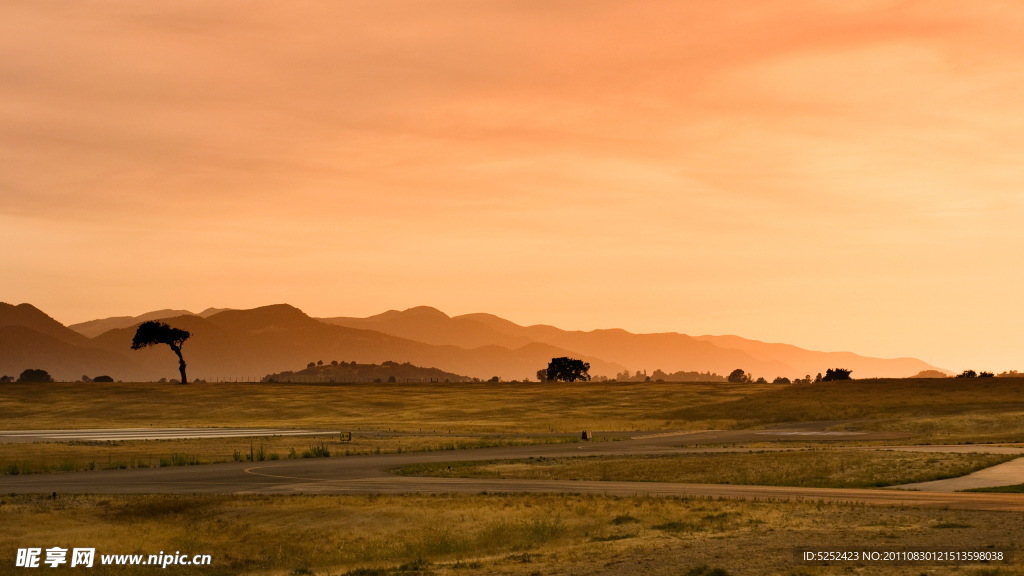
(961, 483, 1024, 493)
(302, 442, 331, 458)
(158, 453, 200, 467)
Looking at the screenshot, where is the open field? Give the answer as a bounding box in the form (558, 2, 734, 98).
(394, 450, 1020, 488)
(5, 378, 1024, 442)
(667, 378, 1024, 444)
(0, 434, 578, 476)
(5, 379, 1024, 574)
(1, 493, 1021, 576)
(0, 380, 767, 433)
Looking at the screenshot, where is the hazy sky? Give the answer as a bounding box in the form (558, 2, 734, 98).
(3, 1, 1023, 372)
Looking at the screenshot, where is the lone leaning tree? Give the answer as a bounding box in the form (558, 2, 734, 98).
(131, 321, 191, 384)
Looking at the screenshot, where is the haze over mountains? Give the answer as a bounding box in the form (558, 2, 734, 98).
(0, 302, 942, 382)
(68, 308, 232, 338)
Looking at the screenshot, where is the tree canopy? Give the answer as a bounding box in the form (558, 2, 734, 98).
(727, 368, 750, 383)
(131, 321, 191, 384)
(545, 357, 591, 382)
(17, 368, 54, 383)
(821, 368, 853, 381)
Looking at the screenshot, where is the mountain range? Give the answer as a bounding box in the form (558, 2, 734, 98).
(0, 302, 943, 382)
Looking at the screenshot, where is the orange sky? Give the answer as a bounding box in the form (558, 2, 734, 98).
(3, 1, 1024, 372)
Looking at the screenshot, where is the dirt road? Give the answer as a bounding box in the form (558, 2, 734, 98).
(2, 428, 1023, 510)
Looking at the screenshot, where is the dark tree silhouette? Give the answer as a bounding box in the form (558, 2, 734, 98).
(822, 368, 853, 381)
(546, 357, 591, 382)
(956, 369, 977, 378)
(17, 368, 54, 383)
(727, 369, 750, 383)
(536, 368, 548, 382)
(131, 321, 191, 384)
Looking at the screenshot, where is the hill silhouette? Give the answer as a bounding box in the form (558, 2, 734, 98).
(324, 306, 940, 379)
(0, 303, 143, 379)
(2, 302, 942, 381)
(264, 360, 472, 383)
(82, 304, 620, 382)
(322, 306, 532, 350)
(68, 307, 230, 338)
(1, 302, 93, 347)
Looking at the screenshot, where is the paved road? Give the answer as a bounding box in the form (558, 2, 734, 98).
(2, 428, 1023, 511)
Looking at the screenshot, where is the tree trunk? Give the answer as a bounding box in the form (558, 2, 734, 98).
(171, 345, 188, 384)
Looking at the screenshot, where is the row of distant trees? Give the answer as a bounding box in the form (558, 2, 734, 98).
(609, 369, 726, 383)
(535, 361, 859, 384)
(0, 370, 115, 383)
(0, 369, 56, 383)
(956, 370, 994, 378)
(726, 368, 853, 384)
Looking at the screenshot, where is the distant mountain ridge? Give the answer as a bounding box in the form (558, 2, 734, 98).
(322, 306, 942, 379)
(0, 302, 945, 382)
(3, 303, 620, 381)
(68, 308, 230, 338)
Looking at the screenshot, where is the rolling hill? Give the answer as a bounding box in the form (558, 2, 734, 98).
(2, 302, 944, 382)
(7, 303, 619, 381)
(0, 303, 144, 380)
(324, 306, 943, 379)
(68, 307, 230, 338)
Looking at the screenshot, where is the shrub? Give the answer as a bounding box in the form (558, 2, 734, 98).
(302, 443, 331, 458)
(822, 368, 852, 381)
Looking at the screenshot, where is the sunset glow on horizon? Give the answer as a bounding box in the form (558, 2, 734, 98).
(3, 2, 1024, 372)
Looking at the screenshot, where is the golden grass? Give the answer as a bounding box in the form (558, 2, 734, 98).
(0, 493, 1020, 576)
(0, 380, 766, 433)
(0, 434, 577, 476)
(866, 412, 1024, 444)
(5, 379, 1024, 442)
(395, 450, 1018, 488)
(666, 378, 1024, 442)
(5, 378, 1024, 479)
(6, 380, 1024, 575)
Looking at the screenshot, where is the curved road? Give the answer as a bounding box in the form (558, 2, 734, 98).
(2, 429, 1023, 511)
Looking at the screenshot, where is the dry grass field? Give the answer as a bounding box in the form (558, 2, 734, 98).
(395, 450, 1019, 488)
(5, 378, 1024, 575)
(0, 380, 765, 433)
(1, 493, 1021, 576)
(667, 377, 1024, 444)
(0, 434, 577, 476)
(4, 378, 1024, 440)
(6, 487, 1024, 573)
